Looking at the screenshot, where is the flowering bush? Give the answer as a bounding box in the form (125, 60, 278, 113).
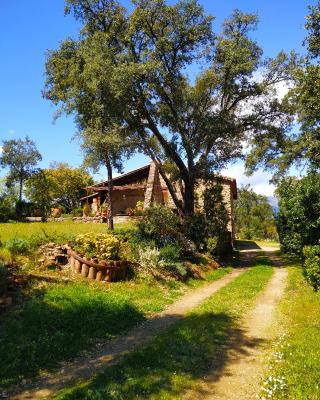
(73, 233, 121, 260)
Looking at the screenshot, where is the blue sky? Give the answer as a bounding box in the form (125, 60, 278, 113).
(0, 0, 315, 194)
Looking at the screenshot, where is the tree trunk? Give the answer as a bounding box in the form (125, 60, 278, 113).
(183, 178, 195, 216)
(105, 155, 114, 230)
(19, 176, 23, 202)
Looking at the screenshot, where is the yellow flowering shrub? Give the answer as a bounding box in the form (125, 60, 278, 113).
(74, 233, 121, 260)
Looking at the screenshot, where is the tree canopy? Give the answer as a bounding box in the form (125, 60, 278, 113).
(25, 163, 93, 213)
(246, 2, 320, 178)
(0, 137, 42, 201)
(44, 0, 293, 215)
(235, 185, 278, 241)
(276, 173, 320, 254)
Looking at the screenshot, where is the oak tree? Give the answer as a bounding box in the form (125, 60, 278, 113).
(44, 0, 292, 215)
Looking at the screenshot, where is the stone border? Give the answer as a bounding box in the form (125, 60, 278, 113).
(68, 249, 127, 282)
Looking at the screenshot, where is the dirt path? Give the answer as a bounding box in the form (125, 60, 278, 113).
(8, 268, 246, 400)
(184, 252, 287, 400)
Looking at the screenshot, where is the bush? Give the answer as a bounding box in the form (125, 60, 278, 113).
(303, 245, 320, 291)
(276, 174, 320, 254)
(5, 237, 30, 257)
(136, 246, 163, 275)
(73, 233, 121, 260)
(136, 245, 187, 279)
(82, 203, 91, 217)
(161, 261, 187, 278)
(137, 205, 180, 247)
(159, 243, 182, 263)
(71, 207, 83, 217)
(15, 200, 34, 219)
(0, 196, 16, 222)
(183, 213, 207, 248)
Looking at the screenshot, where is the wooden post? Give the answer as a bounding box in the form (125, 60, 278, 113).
(88, 266, 97, 279)
(74, 259, 82, 273)
(96, 270, 105, 281)
(81, 260, 89, 277)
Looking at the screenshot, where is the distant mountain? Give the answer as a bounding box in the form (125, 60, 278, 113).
(268, 196, 279, 212)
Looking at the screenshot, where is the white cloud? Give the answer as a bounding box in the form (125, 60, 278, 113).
(0, 146, 2, 154)
(222, 162, 275, 197)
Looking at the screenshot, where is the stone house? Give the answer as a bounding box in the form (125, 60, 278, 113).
(80, 162, 237, 238)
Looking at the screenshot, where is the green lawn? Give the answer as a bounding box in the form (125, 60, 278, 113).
(0, 221, 134, 243)
(260, 258, 320, 399)
(0, 263, 230, 389)
(55, 256, 274, 400)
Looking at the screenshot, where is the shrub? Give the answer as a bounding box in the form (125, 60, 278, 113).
(161, 261, 187, 278)
(136, 246, 163, 275)
(82, 203, 91, 217)
(276, 174, 320, 254)
(15, 200, 34, 219)
(138, 205, 180, 245)
(71, 207, 83, 217)
(206, 233, 232, 256)
(159, 243, 182, 263)
(137, 205, 180, 247)
(73, 233, 121, 260)
(303, 245, 320, 291)
(5, 237, 30, 257)
(0, 196, 16, 222)
(183, 213, 206, 249)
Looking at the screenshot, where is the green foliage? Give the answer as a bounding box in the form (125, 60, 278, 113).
(183, 182, 231, 255)
(235, 185, 278, 241)
(26, 163, 93, 214)
(0, 137, 42, 202)
(0, 194, 16, 222)
(44, 0, 291, 214)
(82, 203, 90, 216)
(246, 3, 320, 178)
(137, 205, 181, 247)
(183, 213, 207, 246)
(303, 245, 320, 291)
(276, 173, 320, 254)
(5, 237, 30, 257)
(73, 233, 122, 260)
(159, 243, 182, 263)
(71, 207, 83, 217)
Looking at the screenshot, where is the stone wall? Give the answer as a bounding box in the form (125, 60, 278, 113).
(112, 188, 145, 215)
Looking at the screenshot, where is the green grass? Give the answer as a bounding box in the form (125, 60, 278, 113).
(260, 258, 320, 400)
(0, 266, 230, 389)
(55, 256, 274, 400)
(0, 221, 134, 243)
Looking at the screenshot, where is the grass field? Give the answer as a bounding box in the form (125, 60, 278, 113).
(0, 261, 230, 389)
(0, 221, 134, 243)
(54, 256, 274, 400)
(260, 258, 320, 399)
